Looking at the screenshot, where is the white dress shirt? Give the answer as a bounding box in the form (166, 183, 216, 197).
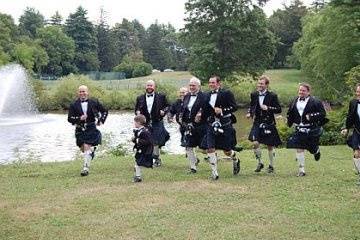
(146, 93, 154, 114)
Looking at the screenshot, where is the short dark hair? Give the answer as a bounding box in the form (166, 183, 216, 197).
(299, 82, 311, 91)
(210, 75, 221, 83)
(134, 114, 146, 125)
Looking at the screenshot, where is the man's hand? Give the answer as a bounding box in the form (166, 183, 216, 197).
(246, 113, 251, 119)
(160, 110, 165, 116)
(260, 104, 268, 111)
(80, 114, 87, 121)
(341, 129, 348, 136)
(214, 107, 222, 115)
(195, 112, 202, 123)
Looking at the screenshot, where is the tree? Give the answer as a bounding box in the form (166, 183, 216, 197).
(12, 37, 48, 73)
(268, 0, 307, 68)
(96, 7, 117, 71)
(183, 0, 275, 80)
(49, 11, 63, 26)
(65, 6, 99, 72)
(19, 7, 45, 38)
(144, 22, 172, 71)
(0, 13, 18, 64)
(37, 26, 76, 75)
(293, 4, 360, 100)
(112, 18, 141, 65)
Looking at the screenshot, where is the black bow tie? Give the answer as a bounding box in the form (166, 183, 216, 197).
(299, 97, 306, 101)
(190, 94, 197, 97)
(211, 90, 218, 94)
(147, 94, 154, 97)
(259, 92, 266, 97)
(81, 99, 88, 102)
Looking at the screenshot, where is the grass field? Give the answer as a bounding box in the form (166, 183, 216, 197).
(1, 145, 359, 240)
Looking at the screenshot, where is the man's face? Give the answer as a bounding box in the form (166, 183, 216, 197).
(208, 77, 220, 91)
(146, 82, 155, 93)
(298, 85, 310, 98)
(356, 86, 360, 99)
(256, 79, 267, 92)
(179, 89, 187, 99)
(78, 87, 89, 100)
(189, 81, 200, 93)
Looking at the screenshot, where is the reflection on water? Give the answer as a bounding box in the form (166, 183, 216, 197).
(0, 109, 253, 164)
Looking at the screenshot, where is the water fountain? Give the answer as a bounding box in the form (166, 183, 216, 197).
(0, 64, 41, 126)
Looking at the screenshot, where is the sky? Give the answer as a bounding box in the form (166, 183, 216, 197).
(0, 0, 314, 29)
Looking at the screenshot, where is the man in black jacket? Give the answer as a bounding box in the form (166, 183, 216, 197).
(286, 83, 327, 177)
(180, 77, 207, 173)
(341, 83, 360, 185)
(68, 85, 108, 176)
(247, 75, 282, 173)
(135, 80, 169, 167)
(168, 87, 188, 147)
(202, 75, 240, 180)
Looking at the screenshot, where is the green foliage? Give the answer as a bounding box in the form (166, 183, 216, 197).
(132, 62, 153, 77)
(37, 26, 76, 76)
(30, 78, 53, 111)
(293, 4, 360, 101)
(52, 74, 105, 109)
(268, 0, 307, 68)
(18, 7, 45, 38)
(144, 22, 172, 71)
(101, 89, 140, 110)
(345, 65, 360, 91)
(113, 54, 152, 78)
(0, 13, 18, 54)
(12, 38, 49, 73)
(183, 0, 276, 80)
(65, 6, 99, 72)
(109, 143, 128, 156)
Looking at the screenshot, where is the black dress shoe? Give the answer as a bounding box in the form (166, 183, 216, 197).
(210, 175, 219, 181)
(267, 165, 274, 173)
(133, 176, 142, 183)
(80, 169, 89, 176)
(254, 163, 264, 172)
(195, 158, 200, 166)
(153, 158, 162, 167)
(314, 151, 321, 161)
(188, 168, 197, 174)
(233, 159, 240, 175)
(297, 171, 306, 177)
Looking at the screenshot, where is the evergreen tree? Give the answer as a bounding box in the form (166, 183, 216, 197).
(65, 6, 99, 72)
(19, 7, 45, 39)
(96, 7, 116, 71)
(49, 11, 63, 26)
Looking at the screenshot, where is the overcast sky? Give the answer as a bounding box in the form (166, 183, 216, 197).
(0, 0, 314, 29)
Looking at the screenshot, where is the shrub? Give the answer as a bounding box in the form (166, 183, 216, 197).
(132, 62, 153, 77)
(52, 74, 105, 109)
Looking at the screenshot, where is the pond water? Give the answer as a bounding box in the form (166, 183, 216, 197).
(0, 109, 252, 164)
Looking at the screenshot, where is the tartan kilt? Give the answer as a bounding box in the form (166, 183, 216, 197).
(75, 124, 102, 147)
(286, 127, 322, 154)
(346, 130, 360, 150)
(248, 123, 282, 147)
(183, 123, 207, 149)
(201, 123, 237, 151)
(149, 121, 170, 147)
(135, 153, 153, 168)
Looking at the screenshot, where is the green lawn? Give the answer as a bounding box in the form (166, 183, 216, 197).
(1, 145, 359, 239)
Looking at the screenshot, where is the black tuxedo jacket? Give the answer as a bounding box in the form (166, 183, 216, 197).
(248, 91, 281, 124)
(287, 96, 327, 127)
(203, 88, 238, 119)
(68, 98, 108, 125)
(181, 91, 208, 124)
(345, 99, 360, 132)
(133, 128, 153, 155)
(135, 92, 169, 123)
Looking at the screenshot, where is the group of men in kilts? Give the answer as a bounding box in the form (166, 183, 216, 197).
(67, 77, 360, 185)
